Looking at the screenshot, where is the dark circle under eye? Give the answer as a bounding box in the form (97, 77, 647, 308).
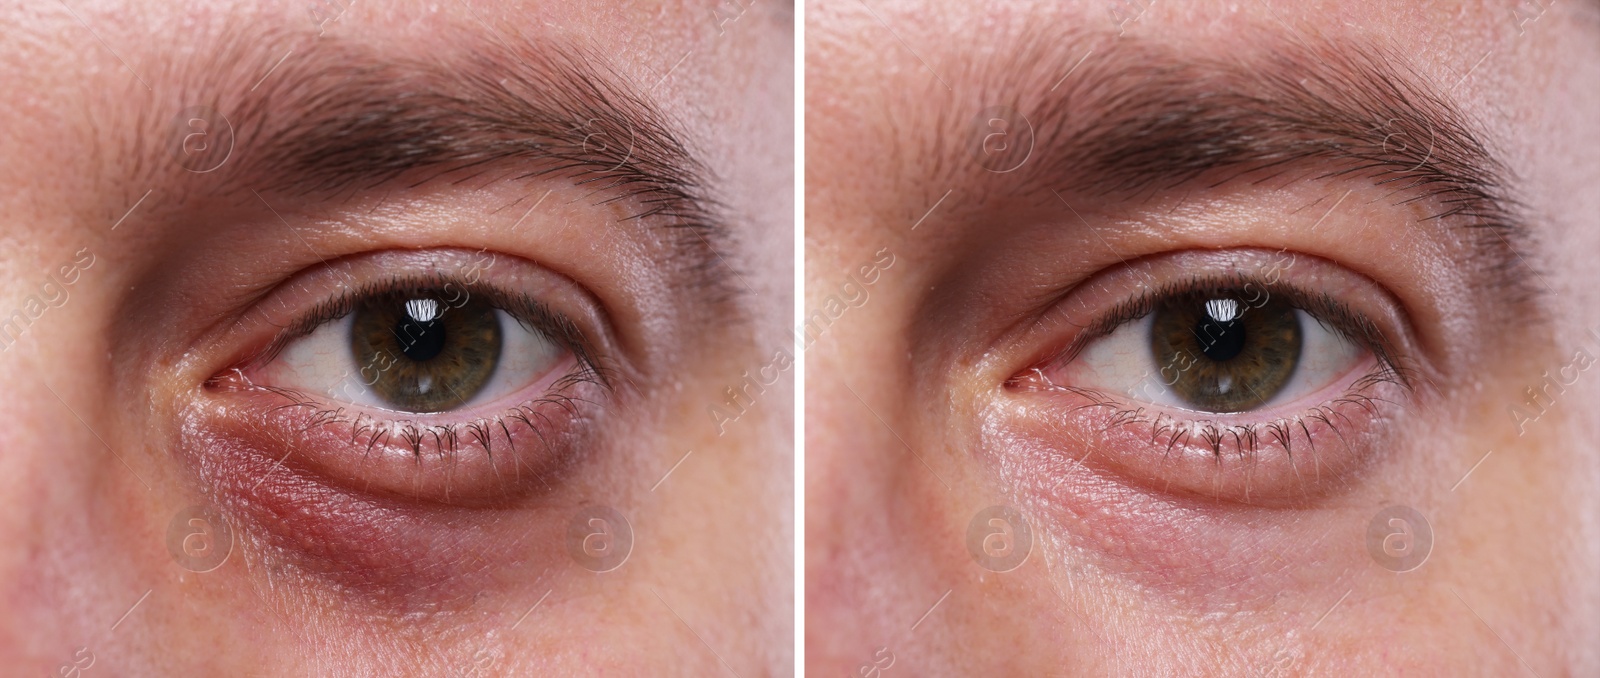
(350, 292, 503, 413)
(1149, 292, 1302, 413)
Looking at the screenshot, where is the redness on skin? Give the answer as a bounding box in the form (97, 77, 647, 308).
(200, 373, 598, 504)
(174, 377, 597, 607)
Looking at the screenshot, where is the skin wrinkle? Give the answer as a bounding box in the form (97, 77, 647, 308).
(922, 30, 1541, 305)
(131, 22, 743, 302)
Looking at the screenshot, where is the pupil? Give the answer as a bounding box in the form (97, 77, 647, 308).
(1195, 299, 1247, 362)
(396, 298, 446, 362)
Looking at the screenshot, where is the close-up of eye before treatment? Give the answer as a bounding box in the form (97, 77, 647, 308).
(0, 0, 792, 675)
(805, 0, 1600, 676)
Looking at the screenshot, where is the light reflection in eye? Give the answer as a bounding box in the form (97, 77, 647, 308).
(1205, 298, 1239, 323)
(405, 298, 440, 323)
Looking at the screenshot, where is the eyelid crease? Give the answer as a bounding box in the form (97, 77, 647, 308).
(919, 29, 1542, 307)
(143, 22, 744, 304)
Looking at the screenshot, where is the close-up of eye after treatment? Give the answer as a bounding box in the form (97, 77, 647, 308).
(0, 0, 792, 675)
(806, 0, 1599, 676)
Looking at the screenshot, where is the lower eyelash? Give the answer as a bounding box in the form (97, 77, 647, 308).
(218, 369, 602, 463)
(1012, 366, 1404, 464)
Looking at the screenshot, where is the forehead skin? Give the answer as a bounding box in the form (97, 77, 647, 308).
(1, 0, 789, 253)
(807, 0, 1599, 675)
(0, 0, 791, 674)
(808, 0, 1596, 222)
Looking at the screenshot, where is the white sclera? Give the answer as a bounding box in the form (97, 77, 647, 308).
(1068, 309, 1363, 412)
(261, 308, 566, 413)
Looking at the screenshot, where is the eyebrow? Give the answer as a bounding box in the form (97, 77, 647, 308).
(939, 32, 1540, 302)
(151, 26, 737, 297)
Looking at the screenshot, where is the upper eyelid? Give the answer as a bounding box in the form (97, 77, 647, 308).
(113, 24, 747, 305)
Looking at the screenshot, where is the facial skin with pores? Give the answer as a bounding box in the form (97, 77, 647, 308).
(0, 1, 791, 675)
(806, 1, 1598, 675)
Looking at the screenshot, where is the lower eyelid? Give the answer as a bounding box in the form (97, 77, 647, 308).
(970, 402, 1364, 600)
(1006, 362, 1401, 505)
(174, 394, 576, 607)
(202, 368, 600, 506)
(158, 249, 637, 605)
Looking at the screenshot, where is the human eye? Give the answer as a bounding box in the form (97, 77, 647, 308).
(262, 278, 577, 414)
(1063, 279, 1368, 414)
(1006, 248, 1416, 504)
(200, 248, 613, 505)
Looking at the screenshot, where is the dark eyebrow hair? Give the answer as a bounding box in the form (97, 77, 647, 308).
(938, 31, 1541, 303)
(151, 26, 737, 298)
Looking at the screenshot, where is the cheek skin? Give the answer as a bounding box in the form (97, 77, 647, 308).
(1002, 372, 1402, 506)
(974, 409, 1367, 611)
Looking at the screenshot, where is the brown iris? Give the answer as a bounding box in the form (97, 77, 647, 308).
(1149, 293, 1301, 412)
(350, 292, 502, 412)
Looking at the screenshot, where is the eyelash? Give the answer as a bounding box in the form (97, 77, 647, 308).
(1011, 273, 1414, 461)
(210, 273, 610, 460)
